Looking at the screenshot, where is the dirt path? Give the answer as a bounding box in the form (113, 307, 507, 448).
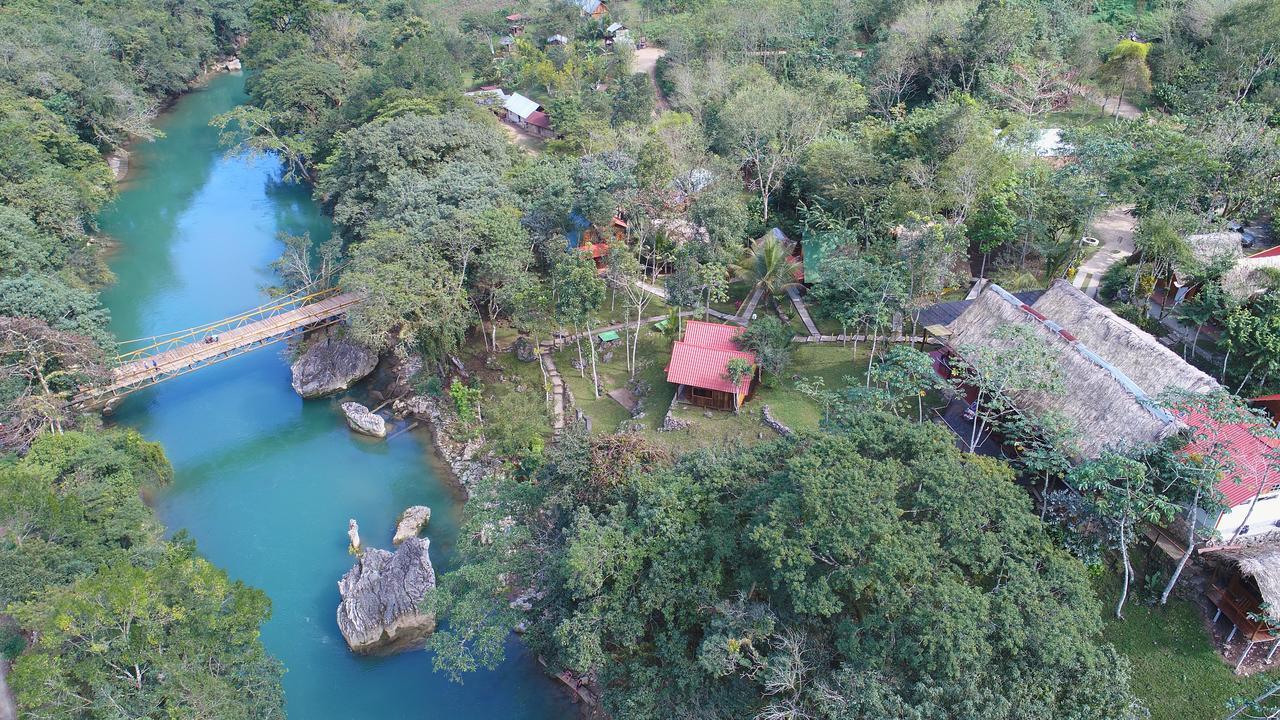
(498, 121, 544, 155)
(1071, 83, 1142, 120)
(1074, 205, 1137, 297)
(631, 46, 669, 112)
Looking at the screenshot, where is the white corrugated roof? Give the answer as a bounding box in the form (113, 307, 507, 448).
(503, 93, 540, 120)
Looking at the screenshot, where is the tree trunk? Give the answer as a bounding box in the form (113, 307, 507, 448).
(865, 332, 878, 387)
(586, 320, 601, 398)
(1222, 349, 1231, 382)
(1229, 470, 1271, 543)
(1161, 490, 1200, 605)
(575, 329, 586, 378)
(1116, 519, 1131, 619)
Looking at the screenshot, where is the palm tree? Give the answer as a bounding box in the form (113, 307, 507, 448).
(734, 233, 802, 315)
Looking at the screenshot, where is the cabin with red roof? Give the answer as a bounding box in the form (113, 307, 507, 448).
(666, 320, 757, 412)
(583, 215, 628, 246)
(579, 239, 610, 274)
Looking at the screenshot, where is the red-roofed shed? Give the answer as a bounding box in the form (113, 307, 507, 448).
(666, 321, 757, 411)
(527, 110, 552, 130)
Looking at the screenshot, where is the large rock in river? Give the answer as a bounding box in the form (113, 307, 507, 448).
(336, 537, 437, 655)
(291, 329, 378, 399)
(342, 402, 387, 438)
(393, 506, 431, 545)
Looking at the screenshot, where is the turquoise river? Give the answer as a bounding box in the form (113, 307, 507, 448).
(98, 72, 573, 719)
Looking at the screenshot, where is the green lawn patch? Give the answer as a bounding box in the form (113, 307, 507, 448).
(1097, 567, 1274, 720)
(556, 334, 867, 453)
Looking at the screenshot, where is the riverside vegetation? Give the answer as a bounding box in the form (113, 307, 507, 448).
(3, 0, 1279, 718)
(0, 3, 290, 717)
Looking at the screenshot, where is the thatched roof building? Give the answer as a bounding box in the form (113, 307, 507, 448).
(946, 279, 1222, 459)
(1212, 545, 1280, 611)
(1176, 232, 1245, 283)
(1031, 281, 1220, 396)
(1221, 249, 1280, 302)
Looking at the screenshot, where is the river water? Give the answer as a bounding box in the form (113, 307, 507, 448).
(98, 72, 572, 719)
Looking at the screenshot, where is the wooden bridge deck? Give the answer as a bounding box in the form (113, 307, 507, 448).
(75, 292, 362, 406)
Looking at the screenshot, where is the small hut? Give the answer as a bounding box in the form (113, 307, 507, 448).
(1205, 545, 1280, 671)
(1155, 231, 1244, 306)
(666, 321, 757, 411)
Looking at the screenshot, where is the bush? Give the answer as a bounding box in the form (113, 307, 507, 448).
(1099, 263, 1136, 302)
(0, 623, 24, 660)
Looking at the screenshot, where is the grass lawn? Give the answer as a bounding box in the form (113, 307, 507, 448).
(1097, 565, 1274, 720)
(555, 329, 868, 453)
(1046, 96, 1116, 128)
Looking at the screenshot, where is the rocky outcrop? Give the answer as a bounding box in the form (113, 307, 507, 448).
(291, 328, 378, 398)
(392, 394, 497, 498)
(348, 519, 361, 552)
(514, 336, 537, 363)
(336, 537, 436, 655)
(342, 402, 387, 438)
(106, 150, 130, 182)
(761, 405, 793, 436)
(393, 506, 431, 545)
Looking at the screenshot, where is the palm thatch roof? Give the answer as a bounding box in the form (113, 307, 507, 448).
(1031, 281, 1221, 396)
(1221, 254, 1280, 302)
(1175, 232, 1245, 282)
(946, 280, 1218, 459)
(1214, 545, 1280, 610)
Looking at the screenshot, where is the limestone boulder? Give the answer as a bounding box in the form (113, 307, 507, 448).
(342, 402, 387, 438)
(336, 537, 436, 655)
(514, 336, 537, 363)
(393, 506, 431, 545)
(291, 329, 379, 399)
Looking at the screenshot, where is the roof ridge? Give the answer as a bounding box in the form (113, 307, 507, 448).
(985, 283, 1174, 425)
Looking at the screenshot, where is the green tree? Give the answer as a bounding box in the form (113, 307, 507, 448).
(1098, 40, 1152, 117)
(950, 323, 1066, 453)
(429, 415, 1144, 719)
(342, 229, 473, 357)
(9, 543, 285, 719)
(554, 256, 607, 396)
(721, 77, 823, 221)
(723, 357, 753, 387)
(1069, 451, 1178, 618)
(734, 233, 802, 314)
(734, 316, 793, 382)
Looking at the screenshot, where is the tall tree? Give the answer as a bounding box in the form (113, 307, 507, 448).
(722, 78, 823, 221)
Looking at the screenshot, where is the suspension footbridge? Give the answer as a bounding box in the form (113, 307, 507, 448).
(72, 287, 362, 408)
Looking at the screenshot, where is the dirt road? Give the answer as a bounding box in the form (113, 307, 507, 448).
(631, 46, 669, 112)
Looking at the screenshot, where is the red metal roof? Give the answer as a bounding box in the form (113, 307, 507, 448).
(1180, 411, 1280, 508)
(666, 342, 756, 395)
(526, 110, 552, 129)
(1249, 246, 1280, 259)
(682, 320, 743, 352)
(580, 242, 608, 259)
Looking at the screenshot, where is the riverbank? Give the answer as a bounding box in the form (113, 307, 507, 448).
(105, 55, 243, 184)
